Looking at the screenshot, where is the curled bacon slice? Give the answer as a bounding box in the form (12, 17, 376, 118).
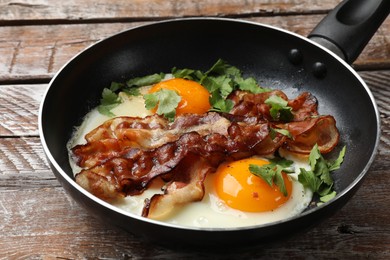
(277, 115, 340, 154)
(288, 91, 318, 121)
(142, 154, 213, 219)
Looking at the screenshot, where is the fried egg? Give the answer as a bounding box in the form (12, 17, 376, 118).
(149, 78, 211, 116)
(110, 155, 312, 228)
(68, 77, 313, 228)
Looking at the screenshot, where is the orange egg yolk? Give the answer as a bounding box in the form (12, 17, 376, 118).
(214, 158, 292, 212)
(148, 78, 211, 116)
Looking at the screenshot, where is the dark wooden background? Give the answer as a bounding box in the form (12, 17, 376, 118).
(0, 0, 389, 258)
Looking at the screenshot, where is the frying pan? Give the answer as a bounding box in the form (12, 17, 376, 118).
(39, 0, 390, 246)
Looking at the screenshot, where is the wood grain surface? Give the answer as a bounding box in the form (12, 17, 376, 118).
(0, 0, 339, 24)
(0, 0, 389, 259)
(1, 15, 389, 83)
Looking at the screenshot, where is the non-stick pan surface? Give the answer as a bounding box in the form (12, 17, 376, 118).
(39, 17, 381, 246)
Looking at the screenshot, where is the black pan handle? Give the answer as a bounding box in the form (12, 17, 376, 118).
(308, 0, 390, 64)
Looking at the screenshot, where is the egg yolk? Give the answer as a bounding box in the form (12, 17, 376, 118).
(214, 158, 292, 212)
(148, 78, 211, 116)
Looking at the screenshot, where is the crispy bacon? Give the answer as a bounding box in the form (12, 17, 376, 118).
(74, 117, 277, 199)
(142, 154, 213, 219)
(277, 115, 340, 154)
(228, 90, 318, 121)
(72, 112, 233, 169)
(288, 91, 318, 121)
(71, 90, 339, 219)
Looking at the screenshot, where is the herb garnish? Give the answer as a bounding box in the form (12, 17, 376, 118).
(249, 158, 294, 196)
(126, 73, 165, 88)
(249, 144, 346, 202)
(97, 59, 271, 118)
(264, 95, 294, 121)
(298, 144, 346, 202)
(270, 127, 292, 139)
(97, 87, 121, 117)
(144, 89, 181, 122)
(97, 73, 164, 117)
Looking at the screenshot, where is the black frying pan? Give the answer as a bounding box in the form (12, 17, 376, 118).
(39, 0, 390, 246)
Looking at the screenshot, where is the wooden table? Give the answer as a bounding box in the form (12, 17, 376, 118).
(1, 1, 389, 258)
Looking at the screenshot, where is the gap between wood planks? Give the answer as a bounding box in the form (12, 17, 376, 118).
(0, 10, 331, 27)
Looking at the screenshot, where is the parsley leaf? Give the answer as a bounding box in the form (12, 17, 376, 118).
(171, 68, 199, 80)
(97, 88, 121, 117)
(210, 76, 234, 98)
(329, 146, 346, 171)
(204, 59, 240, 77)
(264, 95, 294, 122)
(249, 158, 294, 197)
(109, 81, 125, 92)
(298, 168, 322, 192)
(237, 77, 270, 94)
(143, 89, 181, 122)
(201, 76, 231, 95)
(208, 90, 234, 113)
(298, 144, 346, 203)
(123, 87, 141, 96)
(126, 73, 164, 88)
(318, 191, 337, 204)
(270, 127, 292, 139)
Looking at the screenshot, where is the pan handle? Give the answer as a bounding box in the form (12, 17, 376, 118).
(308, 0, 390, 64)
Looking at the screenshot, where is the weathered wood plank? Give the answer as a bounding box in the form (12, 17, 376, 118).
(0, 84, 45, 136)
(0, 136, 48, 174)
(361, 71, 390, 159)
(0, 0, 341, 24)
(1, 16, 388, 83)
(0, 151, 388, 258)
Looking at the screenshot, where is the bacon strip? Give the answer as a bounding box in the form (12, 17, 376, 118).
(277, 115, 340, 154)
(72, 113, 233, 169)
(74, 119, 275, 201)
(142, 154, 213, 219)
(288, 91, 318, 121)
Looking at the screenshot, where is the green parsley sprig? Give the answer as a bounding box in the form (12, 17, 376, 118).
(97, 87, 122, 117)
(249, 158, 294, 197)
(97, 73, 164, 117)
(144, 89, 181, 122)
(298, 144, 346, 203)
(264, 95, 293, 121)
(249, 144, 346, 203)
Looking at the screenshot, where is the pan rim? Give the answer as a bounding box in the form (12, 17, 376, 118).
(38, 17, 381, 232)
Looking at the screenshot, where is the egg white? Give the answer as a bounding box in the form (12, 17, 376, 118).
(68, 82, 313, 228)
